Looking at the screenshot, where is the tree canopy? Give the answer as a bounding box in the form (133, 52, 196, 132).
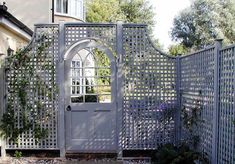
(171, 0, 235, 50)
(168, 44, 188, 56)
(86, 0, 125, 23)
(86, 0, 155, 32)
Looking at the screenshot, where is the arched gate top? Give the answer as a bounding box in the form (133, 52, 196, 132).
(64, 38, 115, 63)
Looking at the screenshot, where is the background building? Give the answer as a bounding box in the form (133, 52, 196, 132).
(0, 3, 32, 59)
(0, 0, 85, 30)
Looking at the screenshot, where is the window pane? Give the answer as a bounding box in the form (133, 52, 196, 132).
(85, 95, 98, 103)
(71, 86, 75, 94)
(71, 68, 81, 78)
(63, 0, 68, 13)
(97, 86, 111, 94)
(85, 85, 96, 94)
(76, 61, 80, 68)
(76, 81, 80, 94)
(72, 61, 75, 67)
(96, 69, 110, 77)
(71, 79, 81, 94)
(96, 76, 111, 85)
(70, 0, 83, 18)
(56, 0, 62, 12)
(98, 95, 111, 103)
(71, 96, 83, 103)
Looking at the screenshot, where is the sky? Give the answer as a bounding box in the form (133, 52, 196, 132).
(150, 0, 191, 50)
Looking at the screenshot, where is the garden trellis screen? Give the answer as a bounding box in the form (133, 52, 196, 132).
(2, 22, 235, 164)
(3, 23, 178, 152)
(179, 41, 235, 164)
(4, 24, 59, 149)
(122, 24, 177, 149)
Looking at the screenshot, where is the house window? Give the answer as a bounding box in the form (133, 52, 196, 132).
(70, 0, 83, 19)
(56, 0, 68, 14)
(55, 0, 84, 20)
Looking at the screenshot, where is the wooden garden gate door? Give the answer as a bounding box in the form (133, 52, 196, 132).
(64, 40, 117, 152)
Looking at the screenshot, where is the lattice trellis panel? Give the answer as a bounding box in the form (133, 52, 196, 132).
(218, 46, 235, 164)
(180, 47, 215, 161)
(5, 24, 59, 149)
(65, 23, 116, 52)
(122, 25, 177, 149)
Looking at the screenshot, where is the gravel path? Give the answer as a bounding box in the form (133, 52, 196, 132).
(0, 157, 122, 164)
(0, 157, 152, 163)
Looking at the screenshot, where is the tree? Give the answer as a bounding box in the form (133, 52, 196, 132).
(86, 0, 155, 31)
(168, 44, 188, 56)
(120, 0, 155, 27)
(171, 0, 235, 50)
(86, 0, 125, 22)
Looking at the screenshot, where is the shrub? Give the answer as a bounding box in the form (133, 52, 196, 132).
(154, 143, 208, 164)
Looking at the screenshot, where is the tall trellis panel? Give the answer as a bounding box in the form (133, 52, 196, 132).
(5, 24, 59, 149)
(121, 24, 177, 149)
(180, 42, 235, 164)
(179, 47, 215, 161)
(218, 45, 235, 164)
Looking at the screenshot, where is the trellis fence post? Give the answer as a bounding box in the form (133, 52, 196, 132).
(58, 22, 65, 157)
(175, 56, 181, 144)
(116, 21, 124, 158)
(212, 39, 223, 164)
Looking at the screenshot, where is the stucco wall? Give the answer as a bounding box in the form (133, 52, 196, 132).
(0, 25, 29, 56)
(1, 0, 52, 29)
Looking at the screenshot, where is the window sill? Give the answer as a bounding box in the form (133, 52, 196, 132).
(54, 12, 84, 22)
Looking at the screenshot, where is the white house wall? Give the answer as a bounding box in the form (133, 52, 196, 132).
(1, 0, 52, 30)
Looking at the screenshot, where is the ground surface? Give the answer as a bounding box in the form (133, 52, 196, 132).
(0, 157, 122, 164)
(0, 157, 152, 164)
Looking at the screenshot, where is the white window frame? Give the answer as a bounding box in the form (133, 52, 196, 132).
(71, 60, 83, 95)
(55, 0, 84, 20)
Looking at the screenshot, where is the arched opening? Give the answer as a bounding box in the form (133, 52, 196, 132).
(69, 47, 112, 103)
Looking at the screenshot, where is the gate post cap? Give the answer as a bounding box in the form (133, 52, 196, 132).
(117, 20, 124, 24)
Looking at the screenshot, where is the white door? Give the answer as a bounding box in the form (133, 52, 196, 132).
(64, 42, 117, 152)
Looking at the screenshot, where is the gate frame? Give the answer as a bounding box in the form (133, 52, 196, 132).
(57, 22, 66, 157)
(116, 21, 124, 157)
(57, 22, 124, 157)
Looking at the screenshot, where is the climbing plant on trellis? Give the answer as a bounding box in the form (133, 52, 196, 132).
(1, 25, 59, 149)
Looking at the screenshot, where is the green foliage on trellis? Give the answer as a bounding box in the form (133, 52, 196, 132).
(0, 34, 58, 144)
(182, 90, 202, 148)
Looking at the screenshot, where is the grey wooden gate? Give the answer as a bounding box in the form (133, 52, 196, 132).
(57, 23, 122, 155)
(64, 39, 117, 152)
